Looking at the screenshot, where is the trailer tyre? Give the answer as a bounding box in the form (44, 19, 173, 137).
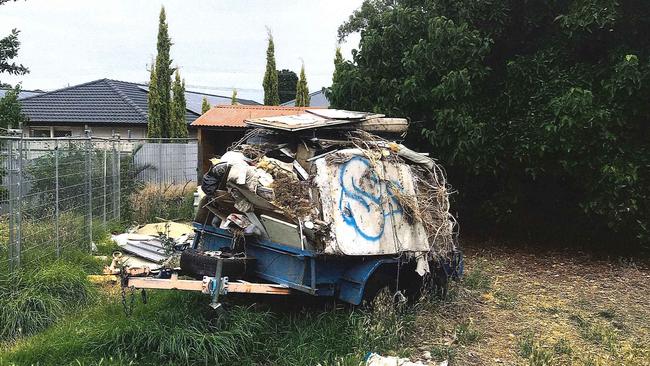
(361, 272, 397, 308)
(180, 249, 252, 279)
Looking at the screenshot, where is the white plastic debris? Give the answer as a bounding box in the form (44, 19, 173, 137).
(365, 353, 426, 366)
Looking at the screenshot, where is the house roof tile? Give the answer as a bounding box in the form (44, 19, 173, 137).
(19, 79, 260, 125)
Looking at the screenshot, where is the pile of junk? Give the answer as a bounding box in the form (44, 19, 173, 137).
(113, 109, 463, 307)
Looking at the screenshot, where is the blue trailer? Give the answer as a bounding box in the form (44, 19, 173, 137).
(188, 222, 462, 305)
(124, 221, 462, 308)
(124, 110, 463, 307)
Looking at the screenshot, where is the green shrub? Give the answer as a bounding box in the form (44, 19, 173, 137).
(330, 0, 650, 248)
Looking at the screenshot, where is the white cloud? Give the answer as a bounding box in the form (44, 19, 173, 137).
(0, 0, 363, 102)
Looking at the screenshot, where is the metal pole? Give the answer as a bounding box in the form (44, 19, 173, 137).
(7, 139, 14, 272)
(116, 136, 121, 221)
(111, 137, 117, 221)
(102, 148, 107, 226)
(158, 138, 163, 189)
(55, 140, 60, 258)
(15, 137, 23, 269)
(86, 133, 92, 248)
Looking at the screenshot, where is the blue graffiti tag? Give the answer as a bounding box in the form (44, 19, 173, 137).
(338, 156, 404, 241)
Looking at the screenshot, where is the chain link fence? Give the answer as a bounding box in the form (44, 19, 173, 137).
(0, 135, 198, 274)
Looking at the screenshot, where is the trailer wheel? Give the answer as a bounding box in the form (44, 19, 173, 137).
(361, 271, 397, 308)
(180, 249, 252, 279)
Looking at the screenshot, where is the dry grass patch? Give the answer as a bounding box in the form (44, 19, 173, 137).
(403, 238, 650, 365)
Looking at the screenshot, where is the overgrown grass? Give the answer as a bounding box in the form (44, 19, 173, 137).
(2, 290, 416, 366)
(128, 183, 195, 224)
(0, 261, 96, 341)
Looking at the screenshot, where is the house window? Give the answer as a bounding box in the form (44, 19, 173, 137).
(31, 129, 50, 137)
(54, 130, 72, 137)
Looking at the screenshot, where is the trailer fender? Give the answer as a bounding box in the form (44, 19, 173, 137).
(338, 259, 397, 305)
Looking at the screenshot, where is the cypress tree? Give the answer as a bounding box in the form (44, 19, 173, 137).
(325, 46, 345, 104)
(154, 6, 173, 137)
(295, 63, 310, 107)
(262, 30, 279, 105)
(201, 97, 211, 114)
(171, 69, 188, 138)
(231, 89, 238, 105)
(147, 59, 161, 138)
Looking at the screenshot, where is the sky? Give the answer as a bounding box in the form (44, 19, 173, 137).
(0, 0, 363, 102)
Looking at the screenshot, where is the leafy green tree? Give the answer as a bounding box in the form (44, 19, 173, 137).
(295, 64, 310, 107)
(332, 0, 650, 247)
(0, 84, 28, 131)
(146, 59, 161, 138)
(231, 89, 237, 105)
(201, 97, 211, 114)
(262, 30, 279, 105)
(171, 69, 188, 138)
(277, 69, 297, 104)
(0, 0, 28, 88)
(148, 6, 174, 138)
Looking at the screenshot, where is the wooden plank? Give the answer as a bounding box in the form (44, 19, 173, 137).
(128, 277, 204, 292)
(127, 277, 291, 295)
(227, 282, 291, 295)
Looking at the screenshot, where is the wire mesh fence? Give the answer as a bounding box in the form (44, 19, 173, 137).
(0, 135, 198, 274)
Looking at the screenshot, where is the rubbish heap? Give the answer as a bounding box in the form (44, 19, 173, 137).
(197, 109, 458, 275)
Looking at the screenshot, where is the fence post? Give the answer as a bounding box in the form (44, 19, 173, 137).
(158, 138, 163, 189)
(116, 135, 121, 221)
(55, 139, 60, 258)
(85, 132, 93, 248)
(15, 137, 23, 269)
(102, 148, 107, 227)
(7, 138, 15, 272)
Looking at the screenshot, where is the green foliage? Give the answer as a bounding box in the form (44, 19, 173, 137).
(171, 70, 188, 138)
(277, 69, 298, 104)
(201, 96, 211, 114)
(454, 320, 481, 345)
(462, 264, 491, 291)
(295, 64, 310, 107)
(0, 5, 29, 87)
(263, 30, 279, 106)
(231, 88, 237, 105)
(331, 0, 650, 248)
(0, 84, 28, 130)
(147, 6, 175, 138)
(146, 58, 161, 138)
(0, 261, 95, 341)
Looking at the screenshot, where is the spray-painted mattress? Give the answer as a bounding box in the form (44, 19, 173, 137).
(314, 149, 428, 256)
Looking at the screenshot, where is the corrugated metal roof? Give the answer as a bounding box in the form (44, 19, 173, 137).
(280, 89, 330, 108)
(0, 88, 44, 100)
(191, 105, 314, 128)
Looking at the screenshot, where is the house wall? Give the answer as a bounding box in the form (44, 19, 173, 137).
(26, 125, 197, 139)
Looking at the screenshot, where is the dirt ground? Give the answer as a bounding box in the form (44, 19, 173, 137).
(406, 238, 650, 366)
